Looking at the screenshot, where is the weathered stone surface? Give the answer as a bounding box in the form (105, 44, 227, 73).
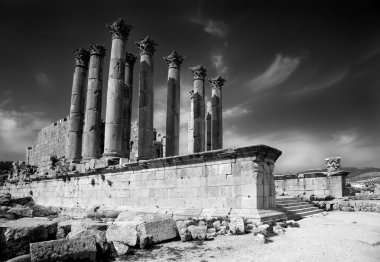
(136, 216, 177, 244)
(31, 205, 59, 217)
(0, 218, 57, 260)
(188, 225, 207, 240)
(106, 221, 139, 247)
(7, 206, 33, 218)
(179, 227, 192, 242)
(139, 234, 153, 249)
(67, 228, 109, 256)
(229, 217, 245, 235)
(30, 236, 97, 262)
(110, 241, 130, 256)
(253, 233, 266, 243)
(212, 220, 221, 230)
(253, 224, 270, 236)
(6, 254, 31, 262)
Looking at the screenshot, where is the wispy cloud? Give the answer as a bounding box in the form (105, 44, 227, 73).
(248, 54, 300, 90)
(35, 72, 53, 89)
(211, 54, 229, 77)
(190, 17, 228, 38)
(0, 97, 12, 108)
(288, 70, 347, 97)
(223, 106, 251, 119)
(0, 109, 51, 160)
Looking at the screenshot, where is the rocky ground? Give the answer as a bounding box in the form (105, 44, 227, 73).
(113, 212, 380, 262)
(1, 192, 380, 262)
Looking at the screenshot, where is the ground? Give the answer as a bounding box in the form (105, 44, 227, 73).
(118, 212, 380, 262)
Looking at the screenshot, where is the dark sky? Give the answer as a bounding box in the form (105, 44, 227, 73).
(0, 0, 379, 172)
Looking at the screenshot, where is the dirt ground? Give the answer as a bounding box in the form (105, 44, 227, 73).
(118, 211, 380, 262)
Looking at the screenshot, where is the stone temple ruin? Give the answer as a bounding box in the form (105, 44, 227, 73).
(1, 18, 287, 222)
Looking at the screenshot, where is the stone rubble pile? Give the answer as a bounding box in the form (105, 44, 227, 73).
(311, 199, 380, 213)
(1, 193, 299, 262)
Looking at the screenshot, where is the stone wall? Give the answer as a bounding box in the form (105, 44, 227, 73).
(274, 171, 349, 198)
(2, 145, 282, 217)
(26, 117, 70, 168)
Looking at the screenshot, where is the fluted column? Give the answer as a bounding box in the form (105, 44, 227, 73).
(103, 18, 132, 158)
(210, 76, 226, 150)
(189, 65, 207, 153)
(164, 51, 184, 157)
(121, 52, 138, 159)
(67, 48, 90, 162)
(82, 45, 106, 161)
(136, 36, 158, 160)
(206, 98, 212, 151)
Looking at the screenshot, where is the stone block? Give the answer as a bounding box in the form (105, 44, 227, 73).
(188, 225, 207, 240)
(30, 236, 97, 262)
(229, 217, 245, 235)
(105, 221, 139, 247)
(136, 215, 177, 244)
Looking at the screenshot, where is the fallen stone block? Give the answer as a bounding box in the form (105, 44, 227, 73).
(30, 236, 97, 262)
(31, 205, 60, 217)
(106, 221, 139, 247)
(212, 220, 221, 230)
(229, 217, 245, 235)
(7, 206, 33, 218)
(67, 228, 109, 256)
(110, 241, 130, 256)
(136, 215, 177, 244)
(217, 226, 227, 235)
(0, 218, 57, 260)
(139, 234, 153, 249)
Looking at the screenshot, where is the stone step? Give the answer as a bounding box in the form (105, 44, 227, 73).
(276, 202, 310, 207)
(287, 209, 324, 220)
(282, 206, 318, 212)
(276, 200, 304, 204)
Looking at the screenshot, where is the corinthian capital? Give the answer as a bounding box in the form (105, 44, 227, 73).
(164, 50, 184, 69)
(125, 52, 138, 66)
(136, 36, 158, 56)
(73, 48, 90, 67)
(209, 76, 226, 88)
(89, 45, 106, 57)
(106, 18, 132, 39)
(189, 65, 207, 80)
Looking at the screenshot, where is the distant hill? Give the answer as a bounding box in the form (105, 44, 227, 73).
(275, 167, 380, 182)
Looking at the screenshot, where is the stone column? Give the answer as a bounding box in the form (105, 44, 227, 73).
(103, 18, 132, 158)
(209, 76, 226, 150)
(121, 52, 138, 159)
(67, 48, 90, 162)
(205, 98, 212, 151)
(164, 51, 184, 157)
(136, 36, 158, 160)
(82, 45, 106, 161)
(189, 65, 207, 153)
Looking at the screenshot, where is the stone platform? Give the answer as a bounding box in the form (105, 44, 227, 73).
(1, 145, 285, 222)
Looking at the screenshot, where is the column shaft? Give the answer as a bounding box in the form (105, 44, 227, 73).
(136, 36, 158, 160)
(210, 76, 225, 150)
(206, 99, 212, 151)
(82, 45, 106, 160)
(67, 48, 90, 162)
(164, 51, 184, 157)
(103, 18, 131, 158)
(121, 53, 138, 159)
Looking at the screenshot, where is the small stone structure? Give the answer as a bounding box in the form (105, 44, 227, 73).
(274, 157, 349, 198)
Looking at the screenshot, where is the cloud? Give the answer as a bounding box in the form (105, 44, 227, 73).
(0, 97, 12, 108)
(223, 106, 251, 119)
(0, 109, 51, 160)
(35, 72, 53, 89)
(223, 127, 380, 173)
(211, 54, 229, 76)
(288, 70, 347, 96)
(248, 54, 300, 90)
(190, 17, 228, 38)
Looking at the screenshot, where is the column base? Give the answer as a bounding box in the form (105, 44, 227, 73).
(102, 152, 121, 158)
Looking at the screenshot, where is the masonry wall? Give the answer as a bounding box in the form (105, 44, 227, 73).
(274, 172, 348, 198)
(26, 117, 70, 168)
(2, 145, 281, 212)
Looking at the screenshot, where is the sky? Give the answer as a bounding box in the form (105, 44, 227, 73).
(0, 0, 379, 173)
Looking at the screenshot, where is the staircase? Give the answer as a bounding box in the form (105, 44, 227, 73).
(276, 196, 324, 220)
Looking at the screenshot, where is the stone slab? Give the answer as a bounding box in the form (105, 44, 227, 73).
(30, 235, 97, 262)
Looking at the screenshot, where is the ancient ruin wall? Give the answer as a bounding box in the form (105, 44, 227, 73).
(274, 172, 348, 198)
(2, 145, 281, 216)
(26, 117, 70, 168)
